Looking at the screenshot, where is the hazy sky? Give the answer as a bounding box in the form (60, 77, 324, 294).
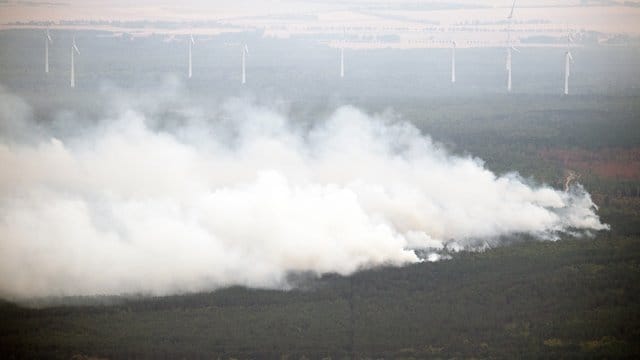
(0, 1, 636, 21)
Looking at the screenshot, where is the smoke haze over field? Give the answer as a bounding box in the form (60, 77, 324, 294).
(0, 85, 607, 299)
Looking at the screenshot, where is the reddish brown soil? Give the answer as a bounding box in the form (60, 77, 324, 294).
(539, 147, 640, 180)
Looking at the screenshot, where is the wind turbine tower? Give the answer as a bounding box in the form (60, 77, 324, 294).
(340, 27, 345, 78)
(506, 47, 512, 92)
(451, 40, 456, 83)
(188, 34, 194, 79)
(340, 47, 344, 78)
(45, 29, 52, 73)
(70, 37, 80, 88)
(564, 32, 574, 95)
(506, 0, 518, 92)
(241, 44, 248, 84)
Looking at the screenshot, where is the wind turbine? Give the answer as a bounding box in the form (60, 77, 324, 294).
(564, 31, 574, 95)
(188, 34, 194, 79)
(451, 40, 456, 83)
(506, 45, 520, 93)
(241, 44, 248, 84)
(340, 27, 345, 78)
(45, 29, 52, 73)
(505, 0, 518, 92)
(70, 37, 80, 88)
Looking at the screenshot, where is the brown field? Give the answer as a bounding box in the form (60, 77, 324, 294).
(539, 147, 640, 181)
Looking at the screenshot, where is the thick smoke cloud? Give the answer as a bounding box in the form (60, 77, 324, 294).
(0, 85, 607, 299)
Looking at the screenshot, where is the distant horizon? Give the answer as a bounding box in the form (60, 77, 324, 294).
(1, 1, 640, 37)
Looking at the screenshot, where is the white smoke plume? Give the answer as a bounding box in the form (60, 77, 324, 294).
(0, 85, 607, 299)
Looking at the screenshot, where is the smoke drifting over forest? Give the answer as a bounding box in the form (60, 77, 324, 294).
(0, 84, 607, 299)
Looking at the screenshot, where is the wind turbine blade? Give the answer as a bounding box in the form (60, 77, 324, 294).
(508, 0, 516, 19)
(244, 44, 249, 54)
(190, 34, 195, 44)
(46, 29, 52, 42)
